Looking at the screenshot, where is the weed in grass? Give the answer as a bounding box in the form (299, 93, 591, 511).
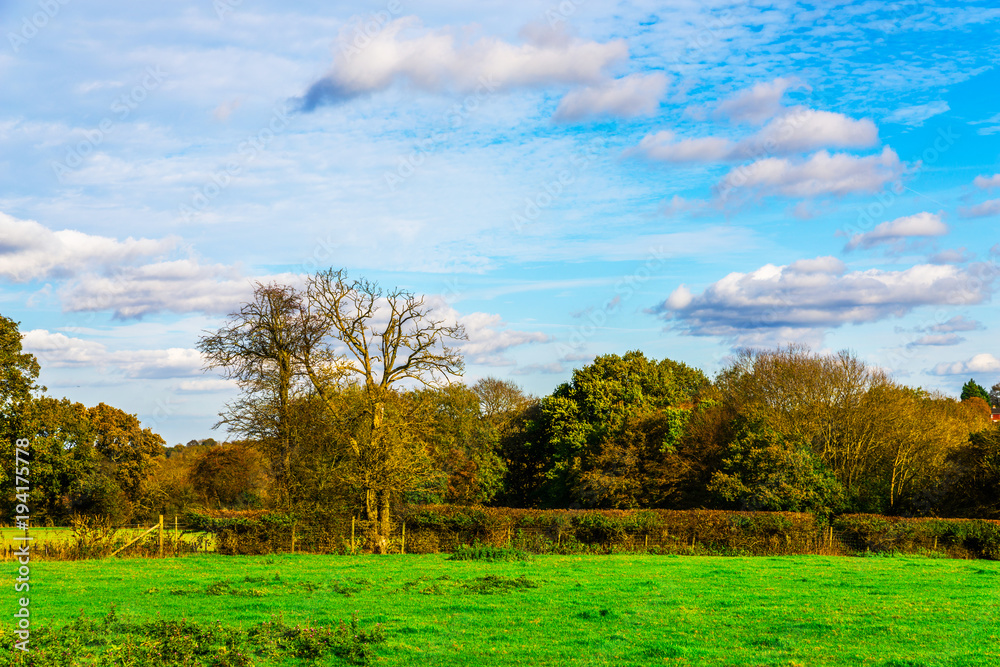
(461, 575, 540, 594)
(0, 608, 385, 666)
(449, 542, 531, 562)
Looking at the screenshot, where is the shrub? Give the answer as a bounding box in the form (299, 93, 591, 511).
(449, 542, 530, 562)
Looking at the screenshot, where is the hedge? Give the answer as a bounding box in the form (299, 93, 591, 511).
(833, 514, 1000, 559)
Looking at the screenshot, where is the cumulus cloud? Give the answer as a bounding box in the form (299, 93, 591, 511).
(716, 147, 904, 201)
(452, 311, 549, 366)
(885, 101, 949, 127)
(714, 77, 805, 125)
(636, 108, 877, 165)
(299, 17, 628, 110)
(657, 257, 996, 347)
(634, 131, 735, 163)
(745, 108, 877, 156)
(0, 212, 175, 282)
(959, 199, 1000, 218)
(932, 353, 1000, 376)
(553, 72, 668, 121)
(60, 259, 261, 319)
(843, 212, 948, 251)
(974, 174, 1000, 189)
(21, 329, 206, 379)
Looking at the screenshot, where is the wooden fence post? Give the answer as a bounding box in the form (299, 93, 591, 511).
(291, 522, 296, 554)
(158, 515, 164, 558)
(351, 517, 356, 555)
(401, 521, 406, 555)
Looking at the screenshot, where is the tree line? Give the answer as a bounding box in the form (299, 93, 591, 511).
(3, 271, 999, 550)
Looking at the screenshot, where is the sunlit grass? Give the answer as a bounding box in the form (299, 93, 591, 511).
(12, 553, 1000, 666)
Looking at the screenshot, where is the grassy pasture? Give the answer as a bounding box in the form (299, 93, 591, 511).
(4, 553, 1000, 666)
(0, 525, 217, 558)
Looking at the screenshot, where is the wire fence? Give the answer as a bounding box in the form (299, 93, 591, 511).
(0, 516, 987, 561)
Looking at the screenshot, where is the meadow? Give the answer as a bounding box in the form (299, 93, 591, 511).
(4, 552, 999, 666)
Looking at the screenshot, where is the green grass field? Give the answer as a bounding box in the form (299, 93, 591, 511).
(6, 553, 1000, 666)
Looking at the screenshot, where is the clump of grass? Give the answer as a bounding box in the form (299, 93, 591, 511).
(0, 608, 385, 666)
(448, 542, 531, 562)
(461, 575, 540, 594)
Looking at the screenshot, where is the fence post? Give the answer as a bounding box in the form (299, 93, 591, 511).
(291, 522, 296, 554)
(174, 515, 178, 550)
(401, 521, 406, 555)
(158, 515, 164, 558)
(351, 517, 356, 555)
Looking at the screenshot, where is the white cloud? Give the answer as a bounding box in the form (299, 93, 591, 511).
(553, 72, 668, 121)
(928, 248, 974, 265)
(974, 174, 1000, 189)
(60, 259, 262, 319)
(714, 77, 805, 125)
(454, 311, 550, 366)
(929, 315, 982, 333)
(21, 329, 206, 379)
(300, 17, 628, 110)
(716, 147, 904, 201)
(745, 107, 878, 155)
(959, 199, 1000, 218)
(932, 353, 1000, 376)
(22, 329, 107, 367)
(908, 333, 964, 347)
(844, 212, 948, 251)
(636, 108, 877, 164)
(885, 101, 950, 127)
(0, 212, 175, 282)
(658, 258, 997, 346)
(177, 379, 238, 393)
(635, 131, 735, 163)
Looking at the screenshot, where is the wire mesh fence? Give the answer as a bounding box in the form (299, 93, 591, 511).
(3, 512, 994, 561)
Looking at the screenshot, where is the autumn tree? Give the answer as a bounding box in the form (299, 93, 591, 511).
(190, 442, 267, 508)
(199, 283, 308, 506)
(298, 269, 466, 552)
(87, 403, 166, 502)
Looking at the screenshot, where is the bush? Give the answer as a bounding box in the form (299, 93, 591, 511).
(449, 542, 530, 562)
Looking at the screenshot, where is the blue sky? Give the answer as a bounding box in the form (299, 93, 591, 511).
(2, 0, 999, 444)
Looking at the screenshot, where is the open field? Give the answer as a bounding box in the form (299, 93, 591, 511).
(4, 553, 1000, 666)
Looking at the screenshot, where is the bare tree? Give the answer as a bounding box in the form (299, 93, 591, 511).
(300, 269, 467, 552)
(198, 283, 306, 506)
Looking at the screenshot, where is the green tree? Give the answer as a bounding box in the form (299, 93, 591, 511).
(0, 314, 42, 444)
(508, 351, 709, 507)
(708, 414, 845, 515)
(961, 378, 990, 403)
